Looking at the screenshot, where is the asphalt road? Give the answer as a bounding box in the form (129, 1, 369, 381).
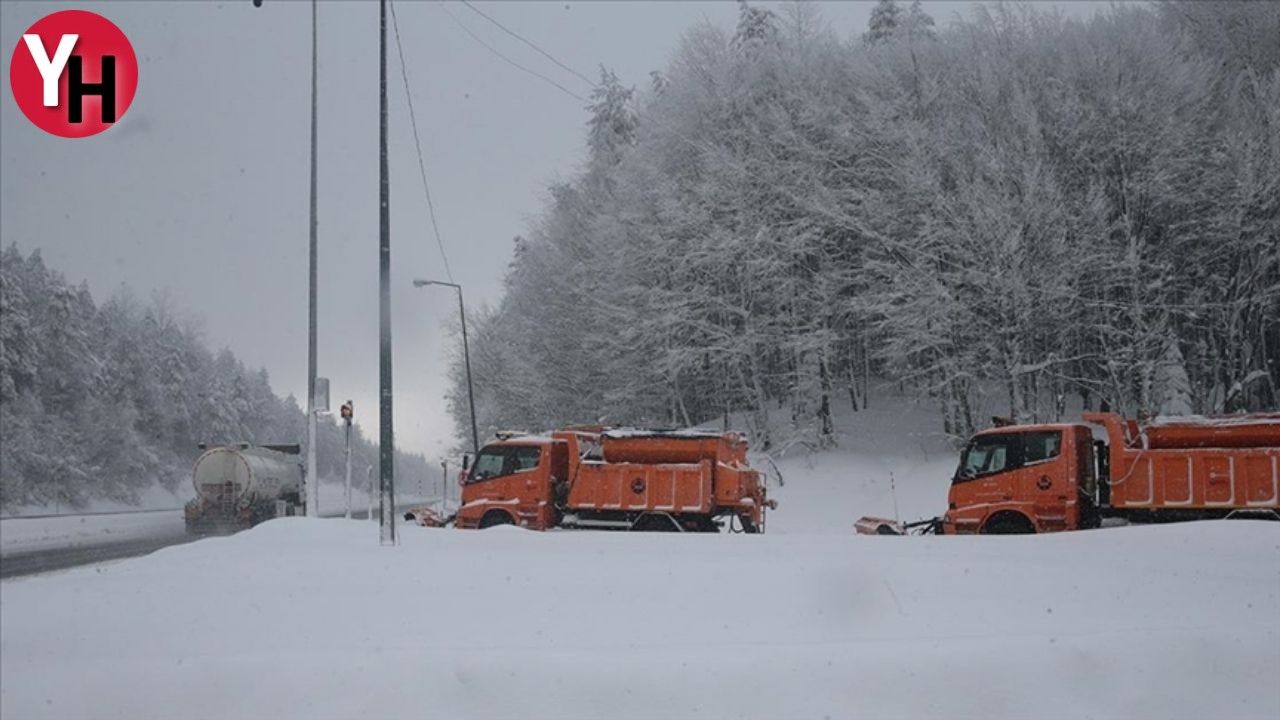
(0, 507, 405, 580)
(0, 533, 198, 579)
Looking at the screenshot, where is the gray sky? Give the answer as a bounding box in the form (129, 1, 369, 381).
(1, 1, 1110, 458)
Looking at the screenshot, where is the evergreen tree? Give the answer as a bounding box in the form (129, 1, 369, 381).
(865, 0, 902, 44)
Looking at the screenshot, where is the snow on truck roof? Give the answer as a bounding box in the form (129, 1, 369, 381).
(1147, 413, 1280, 427)
(601, 428, 737, 440)
(489, 428, 742, 444)
(973, 422, 1082, 436)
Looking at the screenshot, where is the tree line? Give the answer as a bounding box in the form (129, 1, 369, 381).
(448, 0, 1279, 451)
(0, 245, 434, 511)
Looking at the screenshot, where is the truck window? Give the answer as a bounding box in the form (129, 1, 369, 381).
(956, 434, 1017, 482)
(510, 447, 541, 472)
(1023, 431, 1062, 465)
(469, 446, 541, 482)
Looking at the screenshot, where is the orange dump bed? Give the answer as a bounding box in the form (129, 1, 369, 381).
(571, 430, 763, 524)
(1086, 413, 1280, 512)
(600, 430, 749, 465)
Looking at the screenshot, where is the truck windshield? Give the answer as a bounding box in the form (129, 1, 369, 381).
(956, 434, 1016, 481)
(471, 450, 507, 481)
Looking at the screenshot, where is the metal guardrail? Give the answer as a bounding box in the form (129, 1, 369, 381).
(2, 497, 436, 522)
(0, 507, 185, 521)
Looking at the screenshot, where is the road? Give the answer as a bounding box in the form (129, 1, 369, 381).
(0, 506, 420, 580)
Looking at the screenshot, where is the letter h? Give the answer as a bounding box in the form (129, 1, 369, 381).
(66, 55, 116, 124)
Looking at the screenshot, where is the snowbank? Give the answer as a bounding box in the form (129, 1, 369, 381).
(2, 518, 1276, 719)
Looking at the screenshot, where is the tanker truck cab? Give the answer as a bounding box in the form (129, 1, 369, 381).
(455, 437, 566, 530)
(944, 424, 1097, 534)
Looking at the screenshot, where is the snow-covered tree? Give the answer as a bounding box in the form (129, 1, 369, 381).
(865, 0, 902, 44)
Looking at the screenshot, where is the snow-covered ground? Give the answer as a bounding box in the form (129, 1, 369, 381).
(3, 396, 1276, 718)
(2, 518, 1276, 719)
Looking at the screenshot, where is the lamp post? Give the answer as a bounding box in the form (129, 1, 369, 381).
(252, 0, 320, 518)
(413, 279, 480, 457)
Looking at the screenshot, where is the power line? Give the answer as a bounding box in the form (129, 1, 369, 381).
(459, 0, 598, 89)
(389, 0, 455, 283)
(435, 2, 587, 103)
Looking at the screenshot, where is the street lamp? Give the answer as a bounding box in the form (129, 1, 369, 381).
(253, 0, 321, 518)
(413, 279, 480, 457)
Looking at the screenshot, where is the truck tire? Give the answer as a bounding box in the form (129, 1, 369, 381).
(981, 512, 1036, 535)
(478, 510, 514, 529)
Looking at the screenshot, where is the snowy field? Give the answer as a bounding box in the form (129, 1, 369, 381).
(2, 518, 1276, 719)
(3, 400, 1277, 718)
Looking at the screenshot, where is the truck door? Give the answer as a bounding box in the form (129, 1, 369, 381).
(950, 429, 1073, 533)
(1014, 430, 1070, 530)
(952, 433, 1021, 515)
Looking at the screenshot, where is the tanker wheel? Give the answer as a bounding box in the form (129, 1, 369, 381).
(478, 510, 514, 529)
(981, 512, 1036, 535)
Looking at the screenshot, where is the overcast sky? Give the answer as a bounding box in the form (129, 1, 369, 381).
(1, 0, 1111, 459)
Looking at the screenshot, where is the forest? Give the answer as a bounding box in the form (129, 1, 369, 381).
(447, 0, 1280, 451)
(0, 245, 434, 511)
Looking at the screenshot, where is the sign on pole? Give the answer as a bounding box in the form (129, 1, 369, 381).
(314, 377, 331, 414)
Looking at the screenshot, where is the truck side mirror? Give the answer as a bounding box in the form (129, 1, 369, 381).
(462, 454, 471, 471)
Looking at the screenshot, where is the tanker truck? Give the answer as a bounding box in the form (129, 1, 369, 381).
(184, 444, 305, 534)
(855, 412, 1280, 535)
(406, 428, 774, 532)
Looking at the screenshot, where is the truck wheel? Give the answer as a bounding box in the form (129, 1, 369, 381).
(478, 510, 514, 529)
(981, 512, 1035, 535)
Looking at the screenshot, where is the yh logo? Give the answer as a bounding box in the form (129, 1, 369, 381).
(9, 10, 138, 138)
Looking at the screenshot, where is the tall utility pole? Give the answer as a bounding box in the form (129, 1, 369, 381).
(378, 0, 396, 546)
(305, 0, 320, 518)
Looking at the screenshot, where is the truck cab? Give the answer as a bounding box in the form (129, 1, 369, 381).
(454, 436, 568, 530)
(944, 424, 1097, 534)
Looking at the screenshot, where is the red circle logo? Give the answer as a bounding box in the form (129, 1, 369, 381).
(9, 10, 138, 138)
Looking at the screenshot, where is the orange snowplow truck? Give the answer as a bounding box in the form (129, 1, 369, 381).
(437, 428, 773, 533)
(856, 412, 1280, 535)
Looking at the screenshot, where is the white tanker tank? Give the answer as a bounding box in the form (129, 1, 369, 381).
(186, 444, 304, 533)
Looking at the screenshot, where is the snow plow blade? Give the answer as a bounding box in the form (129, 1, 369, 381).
(403, 506, 452, 527)
(855, 516, 942, 535)
(854, 516, 905, 535)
